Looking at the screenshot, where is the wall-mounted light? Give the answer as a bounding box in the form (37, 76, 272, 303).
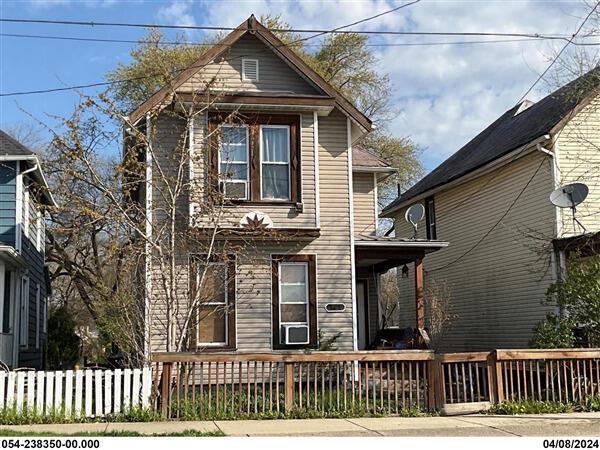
(401, 264, 409, 278)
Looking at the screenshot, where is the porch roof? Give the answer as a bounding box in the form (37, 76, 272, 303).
(0, 245, 27, 268)
(553, 231, 600, 257)
(355, 235, 449, 272)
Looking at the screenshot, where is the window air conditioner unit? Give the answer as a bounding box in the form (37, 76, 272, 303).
(283, 325, 309, 345)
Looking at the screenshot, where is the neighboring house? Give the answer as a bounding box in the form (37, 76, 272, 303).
(128, 16, 447, 356)
(382, 69, 600, 351)
(0, 130, 55, 368)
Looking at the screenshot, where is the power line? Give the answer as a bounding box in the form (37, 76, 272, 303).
(427, 1, 600, 273)
(0, 0, 420, 97)
(5, 32, 599, 47)
(0, 16, 590, 41)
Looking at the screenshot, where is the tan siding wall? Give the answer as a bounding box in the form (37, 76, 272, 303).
(353, 173, 377, 236)
(150, 110, 355, 353)
(556, 95, 600, 236)
(394, 151, 556, 351)
(180, 34, 320, 95)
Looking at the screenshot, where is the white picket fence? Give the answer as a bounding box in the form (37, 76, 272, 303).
(0, 367, 152, 418)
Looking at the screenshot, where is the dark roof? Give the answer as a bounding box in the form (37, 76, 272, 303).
(353, 147, 392, 169)
(382, 67, 600, 215)
(0, 129, 35, 156)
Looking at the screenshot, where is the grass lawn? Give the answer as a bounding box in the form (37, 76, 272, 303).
(0, 429, 225, 437)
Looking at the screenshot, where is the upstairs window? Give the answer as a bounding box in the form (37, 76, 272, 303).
(425, 196, 437, 240)
(219, 125, 249, 200)
(209, 113, 300, 205)
(261, 126, 290, 200)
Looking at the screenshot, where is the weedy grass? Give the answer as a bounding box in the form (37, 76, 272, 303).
(487, 395, 600, 415)
(0, 429, 225, 437)
(0, 406, 161, 425)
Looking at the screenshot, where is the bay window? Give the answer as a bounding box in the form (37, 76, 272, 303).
(209, 113, 300, 204)
(271, 254, 317, 349)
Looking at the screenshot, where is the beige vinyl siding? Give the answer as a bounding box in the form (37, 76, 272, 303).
(179, 34, 320, 95)
(556, 95, 600, 236)
(149, 110, 355, 353)
(394, 151, 556, 351)
(353, 173, 377, 236)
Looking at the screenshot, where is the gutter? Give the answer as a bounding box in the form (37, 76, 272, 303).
(355, 240, 449, 249)
(1, 155, 57, 207)
(381, 134, 552, 218)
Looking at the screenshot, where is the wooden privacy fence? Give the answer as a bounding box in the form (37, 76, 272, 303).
(152, 351, 436, 418)
(0, 367, 152, 417)
(153, 348, 600, 418)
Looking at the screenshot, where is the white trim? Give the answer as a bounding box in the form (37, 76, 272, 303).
(355, 240, 449, 249)
(277, 262, 310, 344)
(23, 188, 30, 240)
(188, 116, 195, 224)
(373, 173, 378, 234)
(347, 118, 358, 351)
(35, 284, 40, 349)
(241, 58, 259, 82)
(313, 112, 321, 228)
(218, 124, 250, 200)
(0, 263, 4, 336)
(11, 271, 19, 367)
(15, 163, 22, 253)
(382, 134, 551, 217)
(144, 113, 152, 362)
(353, 166, 395, 174)
(259, 125, 291, 201)
(19, 275, 29, 349)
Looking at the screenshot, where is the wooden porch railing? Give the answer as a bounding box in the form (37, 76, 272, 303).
(152, 351, 435, 418)
(151, 348, 600, 418)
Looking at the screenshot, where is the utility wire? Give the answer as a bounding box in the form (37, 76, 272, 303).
(0, 1, 419, 97)
(427, 1, 600, 273)
(5, 32, 599, 47)
(0, 16, 591, 40)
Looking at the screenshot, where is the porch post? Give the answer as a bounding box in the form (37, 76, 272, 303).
(414, 257, 425, 329)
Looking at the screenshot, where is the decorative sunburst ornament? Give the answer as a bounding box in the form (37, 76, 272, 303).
(240, 211, 273, 230)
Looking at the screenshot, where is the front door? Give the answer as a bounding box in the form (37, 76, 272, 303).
(356, 281, 369, 350)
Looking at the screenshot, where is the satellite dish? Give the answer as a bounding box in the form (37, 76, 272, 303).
(550, 183, 588, 208)
(549, 183, 589, 233)
(405, 204, 425, 239)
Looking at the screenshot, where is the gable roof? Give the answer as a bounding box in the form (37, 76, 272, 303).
(128, 15, 372, 132)
(352, 146, 392, 169)
(381, 67, 600, 216)
(0, 129, 56, 206)
(0, 129, 35, 157)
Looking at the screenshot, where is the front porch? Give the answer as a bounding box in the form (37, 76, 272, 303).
(354, 235, 449, 350)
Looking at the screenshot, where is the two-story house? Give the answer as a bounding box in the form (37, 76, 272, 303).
(382, 68, 600, 351)
(0, 130, 54, 368)
(128, 16, 447, 357)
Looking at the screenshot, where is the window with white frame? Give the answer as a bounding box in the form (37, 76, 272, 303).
(35, 284, 40, 349)
(261, 126, 291, 200)
(219, 125, 249, 200)
(272, 254, 317, 349)
(191, 256, 236, 348)
(19, 276, 29, 347)
(36, 208, 44, 253)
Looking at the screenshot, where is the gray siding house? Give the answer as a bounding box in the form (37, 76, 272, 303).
(127, 16, 446, 357)
(0, 130, 54, 369)
(382, 69, 600, 351)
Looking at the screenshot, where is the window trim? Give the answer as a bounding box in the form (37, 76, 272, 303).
(189, 254, 236, 350)
(259, 124, 291, 201)
(19, 275, 29, 348)
(208, 113, 301, 205)
(271, 254, 317, 350)
(35, 284, 40, 349)
(425, 196, 437, 240)
(218, 124, 250, 200)
(23, 188, 30, 239)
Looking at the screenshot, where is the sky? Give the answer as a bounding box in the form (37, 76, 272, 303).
(0, 0, 595, 171)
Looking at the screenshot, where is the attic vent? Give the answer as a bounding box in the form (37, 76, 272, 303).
(515, 99, 535, 116)
(242, 58, 259, 82)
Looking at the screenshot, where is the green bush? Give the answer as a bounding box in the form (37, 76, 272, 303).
(0, 406, 160, 425)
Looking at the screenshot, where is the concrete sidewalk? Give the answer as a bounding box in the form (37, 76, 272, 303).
(1, 413, 599, 437)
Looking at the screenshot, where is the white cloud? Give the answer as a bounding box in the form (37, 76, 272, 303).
(158, 0, 589, 169)
(157, 0, 197, 28)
